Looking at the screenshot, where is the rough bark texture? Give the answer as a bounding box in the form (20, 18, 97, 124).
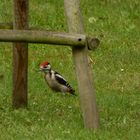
(64, 0, 99, 129)
(13, 0, 28, 108)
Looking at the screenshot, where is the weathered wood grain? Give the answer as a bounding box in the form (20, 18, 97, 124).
(13, 0, 28, 108)
(0, 29, 99, 49)
(64, 0, 99, 129)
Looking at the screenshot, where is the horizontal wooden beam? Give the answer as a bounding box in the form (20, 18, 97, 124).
(0, 29, 100, 50)
(0, 29, 84, 46)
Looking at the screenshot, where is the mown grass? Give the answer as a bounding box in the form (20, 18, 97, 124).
(0, 0, 140, 139)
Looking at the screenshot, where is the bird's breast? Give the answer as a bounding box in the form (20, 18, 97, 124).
(45, 74, 60, 91)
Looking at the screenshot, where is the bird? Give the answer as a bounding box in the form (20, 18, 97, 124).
(39, 61, 76, 96)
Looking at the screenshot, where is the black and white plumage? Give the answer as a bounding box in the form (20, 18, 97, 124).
(39, 61, 75, 95)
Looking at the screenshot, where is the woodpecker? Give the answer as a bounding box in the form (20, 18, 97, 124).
(39, 61, 76, 96)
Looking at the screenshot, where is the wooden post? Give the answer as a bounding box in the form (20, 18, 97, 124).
(64, 0, 99, 129)
(13, 0, 28, 108)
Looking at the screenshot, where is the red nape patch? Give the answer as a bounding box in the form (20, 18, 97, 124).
(40, 61, 49, 67)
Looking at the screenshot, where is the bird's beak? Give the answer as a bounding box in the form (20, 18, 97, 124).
(39, 67, 47, 72)
(39, 68, 43, 72)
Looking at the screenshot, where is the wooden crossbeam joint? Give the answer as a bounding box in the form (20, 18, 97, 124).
(87, 37, 100, 51)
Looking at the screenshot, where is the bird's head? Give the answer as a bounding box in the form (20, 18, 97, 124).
(39, 61, 51, 73)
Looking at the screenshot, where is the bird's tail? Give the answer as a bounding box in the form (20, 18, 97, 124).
(69, 89, 77, 96)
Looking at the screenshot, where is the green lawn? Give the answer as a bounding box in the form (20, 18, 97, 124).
(0, 0, 140, 139)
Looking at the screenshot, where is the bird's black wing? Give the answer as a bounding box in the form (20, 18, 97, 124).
(54, 71, 71, 88)
(55, 71, 76, 95)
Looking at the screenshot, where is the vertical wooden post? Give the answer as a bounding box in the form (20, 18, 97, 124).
(64, 0, 99, 129)
(13, 0, 28, 108)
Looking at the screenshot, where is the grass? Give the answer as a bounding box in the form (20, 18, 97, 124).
(0, 0, 140, 139)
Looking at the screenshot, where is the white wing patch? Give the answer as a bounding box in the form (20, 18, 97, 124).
(55, 73, 66, 81)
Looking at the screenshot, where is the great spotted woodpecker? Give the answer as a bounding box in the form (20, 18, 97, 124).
(39, 61, 76, 95)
